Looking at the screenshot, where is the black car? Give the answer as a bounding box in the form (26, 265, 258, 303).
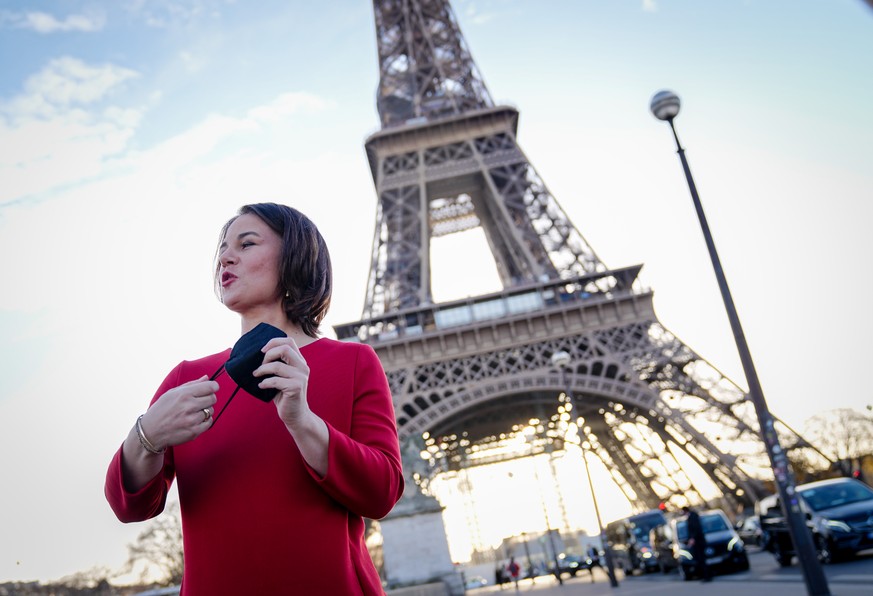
(605, 509, 666, 575)
(671, 509, 749, 581)
(759, 477, 873, 565)
(551, 552, 593, 578)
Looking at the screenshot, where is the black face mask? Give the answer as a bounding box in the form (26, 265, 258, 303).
(225, 322, 287, 402)
(209, 323, 287, 423)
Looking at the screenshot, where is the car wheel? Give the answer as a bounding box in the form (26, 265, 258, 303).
(736, 553, 750, 572)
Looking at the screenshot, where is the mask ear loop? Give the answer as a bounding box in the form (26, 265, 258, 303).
(208, 364, 241, 425)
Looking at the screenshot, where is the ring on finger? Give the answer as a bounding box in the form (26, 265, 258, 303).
(202, 408, 211, 422)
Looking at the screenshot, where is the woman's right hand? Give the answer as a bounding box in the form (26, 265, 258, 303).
(139, 375, 219, 450)
(121, 375, 219, 492)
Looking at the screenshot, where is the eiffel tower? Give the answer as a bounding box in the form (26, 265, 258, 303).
(334, 0, 825, 589)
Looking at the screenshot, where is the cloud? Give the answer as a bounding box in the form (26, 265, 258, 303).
(129, 91, 333, 176)
(246, 92, 334, 124)
(122, 0, 231, 28)
(463, 3, 496, 25)
(178, 50, 209, 73)
(13, 57, 139, 114)
(0, 70, 333, 208)
(0, 10, 106, 33)
(0, 57, 142, 205)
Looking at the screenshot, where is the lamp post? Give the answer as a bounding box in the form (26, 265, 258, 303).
(523, 426, 563, 585)
(649, 90, 830, 596)
(520, 531, 533, 578)
(551, 350, 619, 588)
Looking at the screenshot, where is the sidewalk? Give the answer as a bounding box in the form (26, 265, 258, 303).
(478, 571, 873, 596)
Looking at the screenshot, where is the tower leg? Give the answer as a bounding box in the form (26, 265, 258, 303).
(380, 496, 464, 595)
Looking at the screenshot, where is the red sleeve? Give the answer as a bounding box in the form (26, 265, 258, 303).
(309, 344, 404, 519)
(104, 365, 182, 523)
(104, 445, 176, 523)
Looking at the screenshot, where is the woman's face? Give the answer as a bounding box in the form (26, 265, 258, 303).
(217, 213, 284, 316)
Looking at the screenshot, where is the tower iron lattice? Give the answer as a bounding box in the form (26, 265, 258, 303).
(336, 0, 826, 521)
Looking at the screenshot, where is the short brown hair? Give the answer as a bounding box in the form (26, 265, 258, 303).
(215, 203, 332, 336)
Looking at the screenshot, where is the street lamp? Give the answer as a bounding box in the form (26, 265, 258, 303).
(551, 350, 619, 588)
(520, 531, 533, 578)
(650, 90, 830, 596)
(523, 425, 563, 585)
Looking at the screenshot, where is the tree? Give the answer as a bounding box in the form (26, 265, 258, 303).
(52, 567, 116, 595)
(803, 408, 873, 474)
(785, 447, 830, 484)
(123, 501, 184, 586)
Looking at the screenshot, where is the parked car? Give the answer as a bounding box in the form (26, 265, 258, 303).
(605, 509, 666, 575)
(735, 515, 763, 547)
(759, 477, 873, 565)
(551, 552, 593, 578)
(649, 522, 679, 573)
(464, 575, 488, 590)
(757, 492, 799, 566)
(671, 509, 749, 581)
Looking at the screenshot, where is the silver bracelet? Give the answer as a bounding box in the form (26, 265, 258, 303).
(136, 414, 166, 455)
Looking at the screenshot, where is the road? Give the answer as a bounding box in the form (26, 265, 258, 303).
(467, 548, 873, 596)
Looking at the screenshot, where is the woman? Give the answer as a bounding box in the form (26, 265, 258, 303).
(105, 203, 404, 594)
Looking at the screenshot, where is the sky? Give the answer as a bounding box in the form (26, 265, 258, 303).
(1, 0, 871, 584)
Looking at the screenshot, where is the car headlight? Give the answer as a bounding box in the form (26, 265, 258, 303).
(824, 519, 852, 533)
(728, 537, 744, 552)
(678, 549, 693, 561)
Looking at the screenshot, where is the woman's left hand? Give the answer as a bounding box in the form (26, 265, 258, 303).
(256, 337, 312, 427)
(255, 336, 330, 476)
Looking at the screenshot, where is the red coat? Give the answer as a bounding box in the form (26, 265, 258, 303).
(106, 338, 403, 595)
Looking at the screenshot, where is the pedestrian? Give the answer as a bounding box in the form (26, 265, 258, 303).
(507, 556, 521, 590)
(587, 544, 601, 582)
(495, 563, 507, 589)
(683, 505, 713, 582)
(587, 544, 601, 568)
(105, 202, 404, 594)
